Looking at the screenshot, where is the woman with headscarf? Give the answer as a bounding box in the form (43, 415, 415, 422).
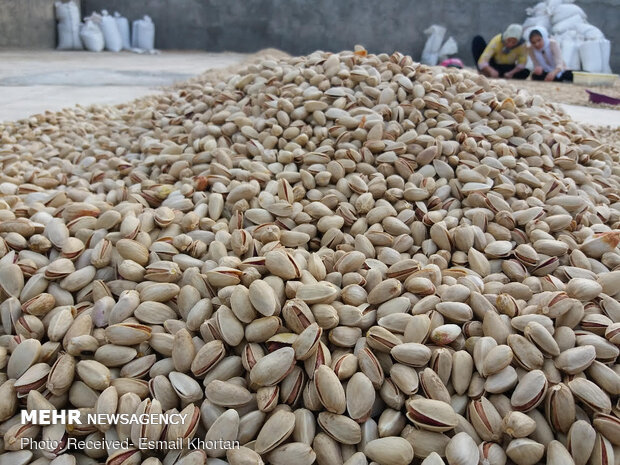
(528, 27, 573, 82)
(472, 24, 530, 79)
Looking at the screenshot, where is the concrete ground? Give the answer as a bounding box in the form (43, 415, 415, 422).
(1, 50, 619, 132)
(0, 50, 246, 122)
(559, 104, 620, 129)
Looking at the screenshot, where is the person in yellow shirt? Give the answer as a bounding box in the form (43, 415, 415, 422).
(472, 24, 530, 79)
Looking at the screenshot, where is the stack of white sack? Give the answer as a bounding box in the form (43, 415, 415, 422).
(420, 25, 459, 66)
(522, 0, 611, 73)
(58, 5, 155, 54)
(81, 10, 133, 52)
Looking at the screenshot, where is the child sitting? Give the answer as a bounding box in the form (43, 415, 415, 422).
(528, 27, 574, 82)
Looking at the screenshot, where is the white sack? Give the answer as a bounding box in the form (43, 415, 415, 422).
(580, 40, 603, 72)
(55, 1, 82, 50)
(438, 37, 458, 62)
(545, 0, 564, 14)
(526, 2, 548, 17)
(132, 16, 156, 51)
(552, 4, 586, 23)
(560, 34, 582, 70)
(553, 14, 587, 35)
(546, 0, 575, 13)
(114, 12, 131, 50)
(600, 39, 612, 73)
(576, 23, 605, 40)
(421, 25, 446, 66)
(99, 10, 122, 52)
(80, 20, 104, 52)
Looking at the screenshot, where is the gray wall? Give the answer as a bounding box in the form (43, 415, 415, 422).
(81, 0, 620, 71)
(2, 0, 618, 71)
(0, 0, 59, 48)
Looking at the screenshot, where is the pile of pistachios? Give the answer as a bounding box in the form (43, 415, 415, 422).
(0, 47, 618, 465)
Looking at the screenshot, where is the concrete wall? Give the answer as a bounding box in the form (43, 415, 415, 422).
(0, 0, 60, 48)
(81, 0, 620, 71)
(3, 0, 618, 71)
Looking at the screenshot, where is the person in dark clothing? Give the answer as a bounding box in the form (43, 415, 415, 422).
(472, 24, 530, 80)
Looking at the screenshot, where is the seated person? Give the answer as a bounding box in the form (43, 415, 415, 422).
(472, 24, 530, 79)
(529, 27, 574, 82)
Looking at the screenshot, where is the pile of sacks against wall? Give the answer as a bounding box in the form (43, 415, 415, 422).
(523, 0, 612, 73)
(56, 2, 155, 53)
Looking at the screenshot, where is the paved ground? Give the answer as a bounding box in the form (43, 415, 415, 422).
(1, 50, 619, 133)
(0, 50, 246, 122)
(559, 104, 620, 129)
